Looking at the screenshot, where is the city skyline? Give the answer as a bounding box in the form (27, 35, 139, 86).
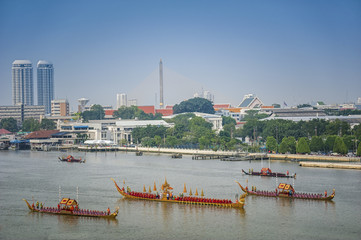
(1, 1, 360, 110)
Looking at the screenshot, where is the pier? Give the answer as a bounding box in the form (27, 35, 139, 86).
(299, 161, 361, 170)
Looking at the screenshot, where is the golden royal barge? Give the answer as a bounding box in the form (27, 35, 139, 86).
(23, 198, 118, 219)
(111, 178, 246, 209)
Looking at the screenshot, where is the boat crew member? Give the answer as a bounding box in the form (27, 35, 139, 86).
(36, 201, 39, 209)
(324, 190, 327, 197)
(107, 208, 110, 215)
(166, 193, 169, 200)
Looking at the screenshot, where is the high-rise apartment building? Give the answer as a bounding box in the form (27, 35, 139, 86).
(37, 60, 54, 114)
(12, 60, 33, 105)
(116, 93, 127, 109)
(51, 99, 69, 116)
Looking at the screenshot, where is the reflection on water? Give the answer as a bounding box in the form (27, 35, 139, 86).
(1, 151, 360, 240)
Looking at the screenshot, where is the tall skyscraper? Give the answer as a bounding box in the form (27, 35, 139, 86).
(37, 60, 54, 114)
(159, 58, 164, 109)
(12, 60, 33, 105)
(116, 93, 127, 109)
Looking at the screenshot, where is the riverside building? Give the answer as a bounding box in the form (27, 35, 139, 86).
(0, 104, 45, 125)
(51, 99, 69, 116)
(37, 61, 54, 114)
(12, 60, 33, 105)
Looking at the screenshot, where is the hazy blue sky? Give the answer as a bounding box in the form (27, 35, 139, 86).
(1, 0, 360, 111)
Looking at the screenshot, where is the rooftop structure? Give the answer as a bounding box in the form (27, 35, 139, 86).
(138, 106, 155, 115)
(238, 94, 263, 108)
(78, 98, 89, 112)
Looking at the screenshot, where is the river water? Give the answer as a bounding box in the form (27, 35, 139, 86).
(0, 150, 360, 240)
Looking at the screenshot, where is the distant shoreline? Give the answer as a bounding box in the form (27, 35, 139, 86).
(75, 145, 361, 162)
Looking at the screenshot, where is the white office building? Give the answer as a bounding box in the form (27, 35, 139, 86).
(116, 93, 127, 109)
(12, 60, 33, 105)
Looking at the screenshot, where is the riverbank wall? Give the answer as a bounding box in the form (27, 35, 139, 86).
(76, 145, 360, 162)
(269, 154, 360, 162)
(299, 161, 361, 170)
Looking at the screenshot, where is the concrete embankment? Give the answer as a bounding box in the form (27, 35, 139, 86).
(269, 154, 360, 162)
(76, 145, 361, 162)
(299, 162, 361, 170)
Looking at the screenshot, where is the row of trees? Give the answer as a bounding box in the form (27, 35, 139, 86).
(239, 118, 361, 145)
(0, 117, 56, 132)
(132, 114, 239, 151)
(266, 135, 359, 155)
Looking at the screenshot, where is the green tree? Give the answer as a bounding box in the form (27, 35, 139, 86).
(0, 118, 18, 132)
(357, 142, 361, 156)
(22, 118, 40, 132)
(353, 124, 361, 141)
(325, 119, 350, 136)
(266, 136, 278, 153)
(154, 135, 162, 146)
(165, 136, 178, 147)
(309, 136, 324, 152)
(91, 104, 105, 119)
(141, 137, 155, 147)
(221, 123, 236, 138)
(173, 97, 215, 114)
(278, 136, 296, 154)
(342, 135, 354, 152)
(82, 104, 105, 122)
(279, 138, 289, 154)
(222, 116, 236, 126)
(199, 136, 211, 149)
(40, 118, 56, 130)
(285, 136, 297, 153)
(132, 125, 167, 144)
(242, 110, 269, 121)
(113, 106, 162, 120)
(333, 136, 348, 155)
(297, 104, 312, 108)
(324, 135, 337, 153)
(296, 137, 310, 154)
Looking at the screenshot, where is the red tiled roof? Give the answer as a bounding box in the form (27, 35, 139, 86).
(25, 130, 59, 139)
(165, 105, 173, 109)
(156, 109, 174, 116)
(138, 106, 155, 115)
(0, 129, 12, 135)
(213, 104, 231, 109)
(105, 110, 115, 116)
